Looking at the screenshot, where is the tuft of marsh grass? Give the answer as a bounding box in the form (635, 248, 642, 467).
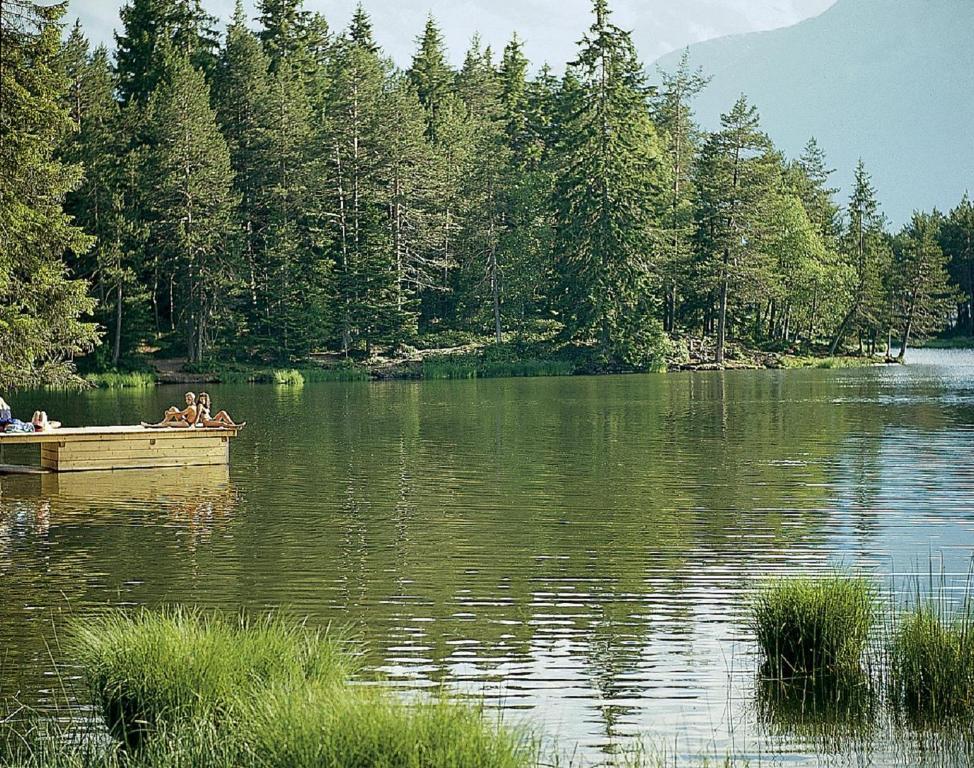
(271, 368, 304, 386)
(84, 372, 157, 389)
(752, 576, 875, 679)
(247, 683, 538, 768)
(298, 363, 370, 382)
(69, 609, 353, 748)
(422, 356, 574, 380)
(889, 603, 974, 722)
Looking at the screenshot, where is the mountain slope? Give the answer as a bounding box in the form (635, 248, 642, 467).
(655, 0, 974, 225)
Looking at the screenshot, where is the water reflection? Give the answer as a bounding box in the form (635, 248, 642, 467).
(1, 353, 974, 764)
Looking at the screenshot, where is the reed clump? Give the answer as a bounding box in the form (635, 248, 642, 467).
(70, 609, 353, 748)
(83, 371, 157, 389)
(752, 576, 875, 679)
(247, 683, 536, 768)
(889, 604, 974, 722)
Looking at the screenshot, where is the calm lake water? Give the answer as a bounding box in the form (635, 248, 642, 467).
(3, 349, 974, 765)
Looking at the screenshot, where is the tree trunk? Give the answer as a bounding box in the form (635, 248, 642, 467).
(829, 305, 856, 356)
(716, 254, 729, 365)
(112, 283, 123, 366)
(899, 292, 918, 361)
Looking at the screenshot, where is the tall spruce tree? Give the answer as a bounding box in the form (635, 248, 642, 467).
(115, 0, 217, 105)
(552, 0, 666, 367)
(324, 25, 414, 354)
(692, 96, 777, 364)
(214, 3, 271, 331)
(62, 37, 148, 367)
(941, 194, 974, 335)
(0, 1, 98, 387)
(256, 0, 310, 66)
(828, 160, 889, 355)
(894, 212, 955, 359)
(651, 49, 709, 332)
(408, 15, 454, 140)
(143, 51, 238, 362)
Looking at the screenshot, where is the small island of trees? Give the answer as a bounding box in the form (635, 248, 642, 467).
(3, 0, 973, 387)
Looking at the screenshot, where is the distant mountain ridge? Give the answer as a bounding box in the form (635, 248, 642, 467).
(654, 0, 974, 226)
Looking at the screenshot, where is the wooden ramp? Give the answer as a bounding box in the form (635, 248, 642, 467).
(0, 426, 238, 473)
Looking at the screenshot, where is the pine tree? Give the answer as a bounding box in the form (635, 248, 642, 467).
(828, 160, 889, 355)
(651, 49, 709, 332)
(408, 15, 454, 140)
(214, 3, 271, 334)
(378, 74, 434, 329)
(257, 58, 324, 359)
(453, 37, 512, 342)
(0, 1, 98, 387)
(62, 36, 149, 367)
(256, 0, 310, 66)
(552, 0, 666, 367)
(940, 195, 974, 335)
(143, 51, 239, 362)
(894, 212, 956, 359)
(115, 0, 217, 105)
(691, 96, 777, 364)
(324, 25, 414, 354)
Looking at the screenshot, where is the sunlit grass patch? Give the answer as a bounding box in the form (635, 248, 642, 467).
(82, 371, 157, 389)
(889, 604, 974, 722)
(298, 363, 370, 382)
(752, 576, 875, 679)
(247, 683, 538, 768)
(70, 609, 353, 749)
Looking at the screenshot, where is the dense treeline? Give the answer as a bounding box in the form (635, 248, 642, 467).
(3, 0, 973, 385)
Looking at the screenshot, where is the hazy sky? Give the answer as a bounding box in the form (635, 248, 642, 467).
(68, 0, 837, 68)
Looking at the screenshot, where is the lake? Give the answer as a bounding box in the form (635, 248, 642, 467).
(3, 349, 974, 765)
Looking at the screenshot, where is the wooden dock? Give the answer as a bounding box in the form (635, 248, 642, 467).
(0, 426, 238, 473)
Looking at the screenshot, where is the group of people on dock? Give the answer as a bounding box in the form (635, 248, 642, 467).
(143, 392, 243, 430)
(0, 398, 60, 433)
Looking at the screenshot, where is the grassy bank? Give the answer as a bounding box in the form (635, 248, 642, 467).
(7, 594, 974, 766)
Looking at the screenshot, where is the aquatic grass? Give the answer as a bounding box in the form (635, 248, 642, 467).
(752, 576, 876, 679)
(69, 609, 353, 748)
(298, 363, 370, 382)
(83, 372, 157, 389)
(422, 356, 574, 380)
(246, 682, 538, 768)
(782, 355, 882, 370)
(271, 368, 304, 387)
(423, 357, 479, 379)
(889, 603, 974, 722)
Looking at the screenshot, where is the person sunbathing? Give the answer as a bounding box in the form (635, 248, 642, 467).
(142, 392, 197, 429)
(194, 392, 245, 428)
(31, 411, 61, 431)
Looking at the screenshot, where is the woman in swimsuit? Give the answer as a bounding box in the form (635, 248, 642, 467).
(195, 393, 244, 428)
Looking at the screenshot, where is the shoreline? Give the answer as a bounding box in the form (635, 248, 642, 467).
(78, 349, 905, 389)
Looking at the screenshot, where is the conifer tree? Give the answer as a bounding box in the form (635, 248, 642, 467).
(115, 0, 217, 105)
(552, 0, 666, 367)
(408, 15, 454, 140)
(0, 1, 98, 387)
(651, 49, 709, 332)
(940, 195, 974, 335)
(214, 3, 271, 328)
(894, 212, 955, 359)
(324, 22, 414, 354)
(257, 0, 310, 66)
(692, 96, 777, 363)
(143, 51, 238, 361)
(62, 36, 148, 367)
(828, 160, 889, 355)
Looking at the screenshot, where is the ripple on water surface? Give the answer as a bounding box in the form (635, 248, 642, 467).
(3, 349, 974, 765)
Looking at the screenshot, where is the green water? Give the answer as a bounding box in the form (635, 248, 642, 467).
(3, 349, 974, 764)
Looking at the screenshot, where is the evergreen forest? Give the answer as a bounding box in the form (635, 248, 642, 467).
(3, 0, 973, 387)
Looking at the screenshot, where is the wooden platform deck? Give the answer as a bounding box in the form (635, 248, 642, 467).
(0, 426, 238, 473)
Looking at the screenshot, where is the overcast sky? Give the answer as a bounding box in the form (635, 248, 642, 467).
(67, 0, 837, 68)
